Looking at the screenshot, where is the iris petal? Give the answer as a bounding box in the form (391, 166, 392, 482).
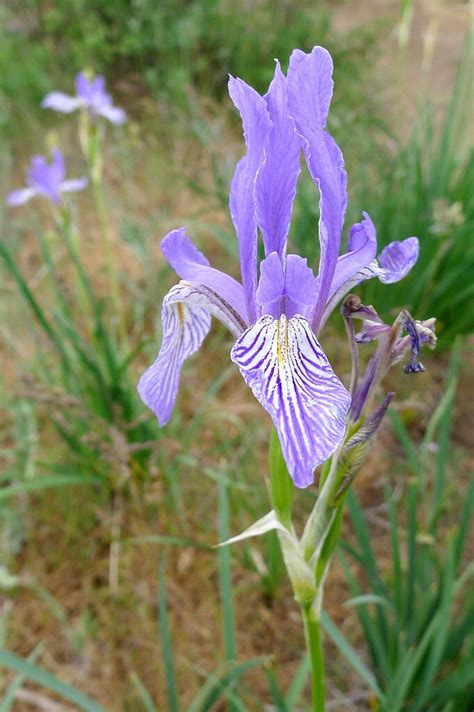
(231, 314, 351, 488)
(228, 76, 272, 322)
(378, 237, 419, 283)
(138, 284, 211, 426)
(319, 232, 420, 332)
(138, 280, 247, 426)
(256, 63, 301, 259)
(287, 47, 348, 332)
(41, 92, 83, 113)
(162, 228, 249, 325)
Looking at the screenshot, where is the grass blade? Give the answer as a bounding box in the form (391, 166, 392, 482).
(130, 672, 157, 712)
(0, 475, 101, 502)
(217, 478, 236, 661)
(266, 668, 290, 712)
(321, 612, 385, 703)
(0, 649, 105, 712)
(0, 645, 42, 712)
(158, 555, 179, 712)
(217, 477, 238, 710)
(285, 653, 310, 709)
(186, 657, 268, 712)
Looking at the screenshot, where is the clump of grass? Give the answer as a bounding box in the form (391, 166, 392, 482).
(357, 34, 473, 345)
(328, 345, 474, 711)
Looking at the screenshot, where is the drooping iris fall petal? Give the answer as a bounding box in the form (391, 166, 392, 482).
(231, 314, 351, 487)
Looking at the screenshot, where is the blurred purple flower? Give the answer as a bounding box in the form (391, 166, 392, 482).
(138, 47, 419, 488)
(42, 72, 126, 125)
(6, 149, 88, 207)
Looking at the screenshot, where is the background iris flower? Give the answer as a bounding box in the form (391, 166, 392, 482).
(138, 46, 419, 488)
(6, 148, 88, 206)
(42, 72, 126, 125)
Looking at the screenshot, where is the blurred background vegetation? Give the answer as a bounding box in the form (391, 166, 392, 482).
(0, 0, 472, 710)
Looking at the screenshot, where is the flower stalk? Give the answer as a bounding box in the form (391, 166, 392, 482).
(302, 601, 326, 712)
(81, 117, 127, 346)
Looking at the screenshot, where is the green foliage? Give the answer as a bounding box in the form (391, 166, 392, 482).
(1, 0, 375, 132)
(333, 345, 474, 711)
(0, 189, 158, 487)
(358, 35, 474, 344)
(0, 649, 105, 712)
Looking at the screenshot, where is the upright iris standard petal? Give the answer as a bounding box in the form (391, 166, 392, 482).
(231, 314, 351, 487)
(329, 212, 378, 299)
(228, 77, 272, 323)
(287, 47, 348, 332)
(256, 63, 301, 259)
(161, 229, 248, 324)
(319, 230, 420, 332)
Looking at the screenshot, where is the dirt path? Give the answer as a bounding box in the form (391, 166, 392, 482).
(332, 0, 471, 134)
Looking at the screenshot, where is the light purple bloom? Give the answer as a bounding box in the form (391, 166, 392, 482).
(138, 47, 419, 488)
(42, 72, 126, 125)
(6, 149, 88, 207)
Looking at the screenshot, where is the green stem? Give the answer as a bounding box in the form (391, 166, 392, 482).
(81, 114, 127, 347)
(91, 177, 127, 346)
(302, 602, 326, 712)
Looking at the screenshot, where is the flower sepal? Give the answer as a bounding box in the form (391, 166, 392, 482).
(217, 509, 316, 606)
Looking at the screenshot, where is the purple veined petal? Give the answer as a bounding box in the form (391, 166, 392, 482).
(228, 76, 272, 323)
(97, 105, 127, 125)
(170, 280, 247, 337)
(161, 228, 249, 325)
(378, 237, 419, 283)
(41, 92, 83, 113)
(60, 177, 89, 193)
(256, 62, 301, 259)
(287, 47, 348, 332)
(138, 278, 247, 425)
(6, 187, 38, 206)
(231, 314, 351, 488)
(137, 284, 212, 426)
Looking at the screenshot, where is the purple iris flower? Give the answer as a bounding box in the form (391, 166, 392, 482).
(6, 149, 88, 207)
(138, 47, 419, 488)
(42, 72, 126, 125)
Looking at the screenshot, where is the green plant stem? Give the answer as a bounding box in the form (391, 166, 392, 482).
(91, 177, 127, 347)
(302, 603, 325, 712)
(80, 113, 127, 347)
